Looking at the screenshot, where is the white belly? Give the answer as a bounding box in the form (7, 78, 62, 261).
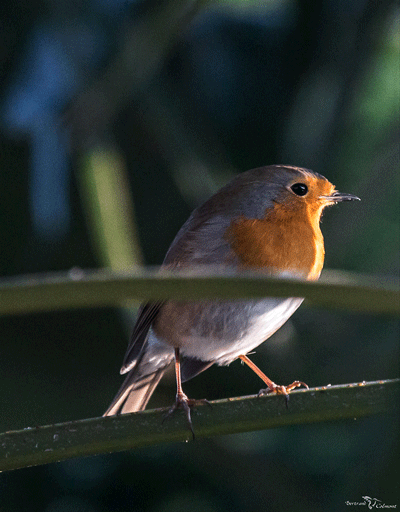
(153, 297, 303, 365)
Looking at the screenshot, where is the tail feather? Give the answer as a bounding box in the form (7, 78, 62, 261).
(103, 368, 166, 416)
(104, 340, 174, 416)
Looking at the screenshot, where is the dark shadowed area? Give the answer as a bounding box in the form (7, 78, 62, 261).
(0, 0, 399, 510)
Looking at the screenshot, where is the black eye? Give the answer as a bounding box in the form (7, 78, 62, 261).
(291, 183, 308, 196)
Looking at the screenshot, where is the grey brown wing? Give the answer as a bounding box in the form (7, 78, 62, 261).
(120, 301, 164, 374)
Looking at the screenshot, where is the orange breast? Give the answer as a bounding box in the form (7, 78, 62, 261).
(225, 205, 325, 280)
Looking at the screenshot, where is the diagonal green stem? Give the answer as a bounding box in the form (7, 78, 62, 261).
(0, 379, 398, 472)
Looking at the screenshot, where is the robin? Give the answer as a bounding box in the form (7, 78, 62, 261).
(104, 165, 359, 432)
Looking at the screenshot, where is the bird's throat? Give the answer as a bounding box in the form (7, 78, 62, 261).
(226, 209, 325, 280)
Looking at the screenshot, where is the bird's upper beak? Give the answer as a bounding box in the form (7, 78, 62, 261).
(320, 191, 361, 203)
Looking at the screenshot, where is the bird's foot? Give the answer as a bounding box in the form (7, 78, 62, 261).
(258, 381, 308, 408)
(163, 392, 211, 439)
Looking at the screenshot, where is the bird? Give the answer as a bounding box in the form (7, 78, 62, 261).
(104, 165, 359, 433)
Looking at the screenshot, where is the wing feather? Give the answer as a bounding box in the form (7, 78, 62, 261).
(120, 301, 164, 374)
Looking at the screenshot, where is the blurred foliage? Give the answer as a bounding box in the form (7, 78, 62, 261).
(79, 147, 143, 269)
(0, 0, 399, 511)
(0, 269, 398, 315)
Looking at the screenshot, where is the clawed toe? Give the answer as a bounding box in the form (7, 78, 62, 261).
(163, 393, 209, 439)
(258, 381, 309, 407)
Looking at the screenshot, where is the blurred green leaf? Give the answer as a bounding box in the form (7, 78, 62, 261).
(0, 269, 398, 316)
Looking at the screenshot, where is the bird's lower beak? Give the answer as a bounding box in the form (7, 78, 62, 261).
(321, 191, 361, 202)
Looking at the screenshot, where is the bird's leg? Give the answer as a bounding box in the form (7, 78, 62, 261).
(239, 354, 308, 406)
(163, 348, 210, 439)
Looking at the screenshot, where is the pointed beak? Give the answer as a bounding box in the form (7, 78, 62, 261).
(321, 191, 360, 203)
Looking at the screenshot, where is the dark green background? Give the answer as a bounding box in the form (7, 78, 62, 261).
(0, 1, 398, 511)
